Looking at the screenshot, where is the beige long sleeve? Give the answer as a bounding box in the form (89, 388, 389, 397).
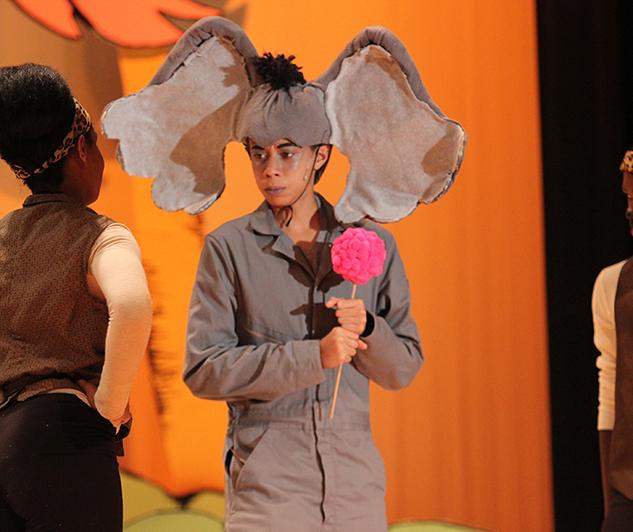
(592, 260, 625, 431)
(87, 223, 152, 421)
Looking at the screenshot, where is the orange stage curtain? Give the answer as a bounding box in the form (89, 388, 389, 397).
(0, 1, 551, 530)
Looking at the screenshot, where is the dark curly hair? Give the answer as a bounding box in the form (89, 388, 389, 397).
(252, 52, 306, 90)
(0, 63, 83, 193)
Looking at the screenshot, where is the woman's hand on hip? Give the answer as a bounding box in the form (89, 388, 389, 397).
(78, 379, 131, 431)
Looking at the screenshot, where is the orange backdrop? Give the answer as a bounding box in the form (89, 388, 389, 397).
(0, 1, 551, 530)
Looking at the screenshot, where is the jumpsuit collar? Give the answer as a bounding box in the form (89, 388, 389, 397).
(247, 193, 347, 283)
(247, 193, 343, 237)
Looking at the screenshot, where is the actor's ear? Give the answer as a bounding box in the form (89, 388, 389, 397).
(75, 134, 88, 163)
(314, 145, 330, 170)
(101, 17, 259, 214)
(317, 27, 466, 223)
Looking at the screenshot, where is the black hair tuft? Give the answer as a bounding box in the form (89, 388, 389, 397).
(252, 52, 306, 90)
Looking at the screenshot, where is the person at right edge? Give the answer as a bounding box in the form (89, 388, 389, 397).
(593, 147, 633, 530)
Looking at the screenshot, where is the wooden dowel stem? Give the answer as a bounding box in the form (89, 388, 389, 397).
(329, 283, 357, 419)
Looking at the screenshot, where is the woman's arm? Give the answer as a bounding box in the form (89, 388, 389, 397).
(592, 263, 623, 514)
(88, 224, 152, 423)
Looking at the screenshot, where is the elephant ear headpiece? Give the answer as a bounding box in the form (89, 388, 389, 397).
(102, 17, 465, 222)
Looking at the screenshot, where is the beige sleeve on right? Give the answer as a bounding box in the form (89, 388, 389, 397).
(593, 261, 625, 431)
(89, 224, 152, 421)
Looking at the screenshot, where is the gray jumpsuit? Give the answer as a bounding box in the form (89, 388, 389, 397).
(184, 195, 422, 531)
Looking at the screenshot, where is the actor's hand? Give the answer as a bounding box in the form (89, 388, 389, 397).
(107, 403, 132, 432)
(325, 297, 367, 336)
(78, 379, 131, 431)
(320, 326, 367, 369)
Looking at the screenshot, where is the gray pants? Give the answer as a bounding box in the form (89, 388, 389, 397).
(223, 410, 388, 532)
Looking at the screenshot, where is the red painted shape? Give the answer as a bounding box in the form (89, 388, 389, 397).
(13, 0, 81, 39)
(13, 0, 222, 48)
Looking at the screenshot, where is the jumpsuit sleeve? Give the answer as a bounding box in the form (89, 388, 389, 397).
(183, 235, 326, 402)
(352, 237, 423, 390)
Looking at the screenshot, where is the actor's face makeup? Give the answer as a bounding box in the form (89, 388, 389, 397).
(248, 138, 317, 207)
(623, 171, 633, 235)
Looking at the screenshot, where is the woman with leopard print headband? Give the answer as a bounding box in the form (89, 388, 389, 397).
(0, 64, 152, 531)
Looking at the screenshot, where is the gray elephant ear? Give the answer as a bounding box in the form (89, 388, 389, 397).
(317, 27, 466, 223)
(101, 17, 259, 214)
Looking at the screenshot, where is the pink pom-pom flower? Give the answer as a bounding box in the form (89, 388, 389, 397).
(331, 227, 387, 285)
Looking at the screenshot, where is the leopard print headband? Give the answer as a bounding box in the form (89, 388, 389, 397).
(7, 98, 92, 180)
(620, 150, 633, 173)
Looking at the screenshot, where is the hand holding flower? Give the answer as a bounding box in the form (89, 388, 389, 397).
(325, 297, 367, 336)
(319, 327, 368, 369)
(328, 227, 386, 419)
